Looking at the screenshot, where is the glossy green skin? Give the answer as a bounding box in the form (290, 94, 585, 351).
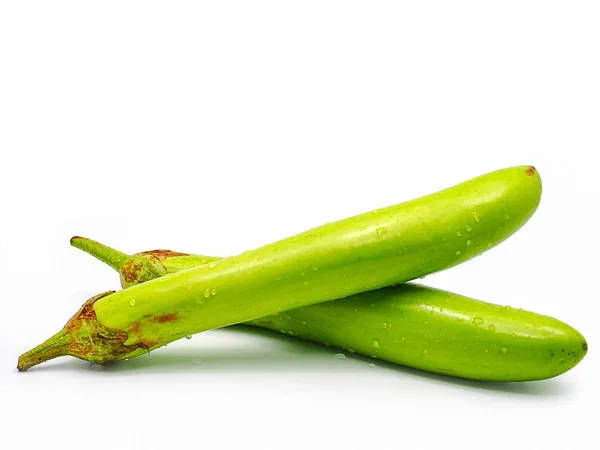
(72, 244, 587, 381)
(245, 285, 587, 381)
(89, 166, 541, 362)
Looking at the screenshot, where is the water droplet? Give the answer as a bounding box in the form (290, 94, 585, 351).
(504, 305, 511, 310)
(201, 259, 208, 264)
(511, 333, 517, 338)
(334, 353, 346, 360)
(287, 330, 295, 336)
(91, 363, 104, 370)
(401, 337, 405, 341)
(211, 288, 217, 296)
(280, 329, 287, 334)
(456, 250, 462, 255)
(504, 213, 510, 220)
(186, 335, 192, 340)
(456, 231, 463, 237)
(472, 212, 480, 223)
(485, 349, 489, 353)
(465, 225, 473, 232)
(360, 225, 366, 231)
(472, 317, 483, 325)
(488, 325, 496, 331)
(348, 347, 356, 353)
(466, 240, 472, 246)
(425, 320, 429, 325)
(430, 309, 434, 315)
(501, 348, 508, 354)
(423, 349, 429, 355)
(388, 323, 392, 328)
(368, 363, 376, 368)
(487, 243, 493, 248)
(192, 359, 203, 365)
(313, 267, 318, 271)
(373, 339, 380, 348)
(301, 320, 307, 325)
(204, 289, 211, 298)
(208, 262, 216, 269)
(376, 227, 387, 239)
(383, 322, 388, 328)
(195, 298, 204, 305)
(129, 299, 136, 306)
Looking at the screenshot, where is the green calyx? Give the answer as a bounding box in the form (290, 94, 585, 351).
(71, 236, 218, 286)
(71, 237, 177, 287)
(17, 291, 148, 371)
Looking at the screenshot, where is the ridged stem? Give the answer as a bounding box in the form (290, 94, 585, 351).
(70, 236, 129, 271)
(17, 329, 71, 371)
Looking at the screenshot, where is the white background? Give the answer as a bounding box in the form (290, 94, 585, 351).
(1, 2, 598, 449)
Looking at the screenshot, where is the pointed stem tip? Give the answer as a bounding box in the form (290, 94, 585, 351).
(17, 329, 72, 371)
(70, 236, 130, 272)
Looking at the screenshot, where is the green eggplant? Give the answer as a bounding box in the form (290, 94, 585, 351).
(18, 166, 543, 371)
(69, 236, 587, 381)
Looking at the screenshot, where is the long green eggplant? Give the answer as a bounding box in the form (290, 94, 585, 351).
(69, 237, 588, 381)
(18, 166, 542, 371)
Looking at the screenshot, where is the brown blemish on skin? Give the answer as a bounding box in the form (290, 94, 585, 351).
(68, 292, 106, 324)
(583, 342, 588, 351)
(130, 322, 142, 335)
(140, 339, 160, 349)
(121, 260, 145, 283)
(142, 314, 153, 319)
(139, 249, 189, 262)
(65, 294, 151, 358)
(525, 166, 536, 176)
(152, 313, 180, 324)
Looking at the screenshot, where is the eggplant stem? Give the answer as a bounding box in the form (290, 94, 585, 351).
(17, 329, 71, 371)
(70, 236, 129, 271)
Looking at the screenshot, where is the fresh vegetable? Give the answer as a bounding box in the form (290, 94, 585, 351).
(70, 237, 218, 289)
(18, 166, 542, 371)
(70, 237, 588, 381)
(250, 285, 587, 381)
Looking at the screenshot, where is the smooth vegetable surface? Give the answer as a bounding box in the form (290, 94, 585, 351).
(18, 166, 542, 370)
(251, 285, 587, 382)
(71, 238, 588, 381)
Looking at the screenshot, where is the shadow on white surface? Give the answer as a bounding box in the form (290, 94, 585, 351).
(19, 326, 572, 397)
